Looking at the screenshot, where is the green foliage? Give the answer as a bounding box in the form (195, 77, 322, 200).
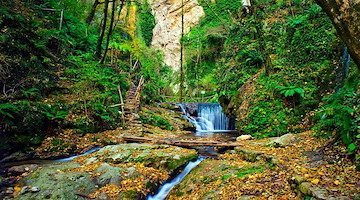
(139, 109, 173, 131)
(137, 2, 155, 46)
(276, 85, 304, 98)
(313, 72, 359, 146)
(0, 104, 17, 118)
(40, 104, 68, 121)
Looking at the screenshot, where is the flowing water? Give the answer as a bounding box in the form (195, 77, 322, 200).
(147, 103, 237, 199)
(177, 103, 235, 133)
(2, 103, 236, 200)
(147, 157, 205, 200)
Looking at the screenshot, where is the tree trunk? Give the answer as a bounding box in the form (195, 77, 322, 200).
(86, 0, 100, 25)
(315, 0, 360, 70)
(96, 0, 109, 59)
(101, 0, 126, 64)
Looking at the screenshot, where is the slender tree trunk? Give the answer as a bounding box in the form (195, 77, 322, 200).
(96, 0, 109, 59)
(315, 0, 360, 70)
(179, 0, 184, 102)
(86, 0, 100, 25)
(101, 0, 126, 64)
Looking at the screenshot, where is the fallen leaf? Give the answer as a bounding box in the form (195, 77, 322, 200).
(311, 179, 320, 184)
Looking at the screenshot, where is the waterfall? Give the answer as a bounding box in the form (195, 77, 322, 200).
(198, 103, 232, 131)
(177, 103, 234, 132)
(336, 45, 351, 92)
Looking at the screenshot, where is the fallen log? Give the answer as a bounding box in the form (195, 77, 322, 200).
(122, 136, 243, 147)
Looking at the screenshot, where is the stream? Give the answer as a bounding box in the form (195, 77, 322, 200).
(147, 156, 205, 200)
(146, 103, 236, 199)
(0, 103, 236, 200)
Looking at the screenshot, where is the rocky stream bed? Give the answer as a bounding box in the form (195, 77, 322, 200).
(0, 105, 359, 199)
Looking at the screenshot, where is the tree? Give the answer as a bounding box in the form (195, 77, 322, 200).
(315, 0, 360, 69)
(96, 0, 110, 59)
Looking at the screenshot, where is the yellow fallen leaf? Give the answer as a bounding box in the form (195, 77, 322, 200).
(318, 171, 325, 175)
(334, 180, 341, 185)
(311, 179, 320, 184)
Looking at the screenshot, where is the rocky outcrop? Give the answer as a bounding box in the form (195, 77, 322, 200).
(222, 70, 262, 120)
(149, 0, 204, 70)
(291, 176, 352, 200)
(15, 144, 197, 200)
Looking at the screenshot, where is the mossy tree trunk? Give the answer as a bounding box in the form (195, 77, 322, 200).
(315, 0, 360, 70)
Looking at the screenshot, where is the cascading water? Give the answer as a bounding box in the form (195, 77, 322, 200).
(147, 157, 204, 200)
(198, 103, 233, 131)
(178, 103, 234, 132)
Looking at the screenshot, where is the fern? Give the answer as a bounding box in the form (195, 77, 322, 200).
(0, 104, 17, 118)
(276, 85, 304, 97)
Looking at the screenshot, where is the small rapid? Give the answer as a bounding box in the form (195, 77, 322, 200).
(147, 157, 205, 200)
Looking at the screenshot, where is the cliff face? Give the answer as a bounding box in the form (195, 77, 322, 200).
(149, 0, 204, 71)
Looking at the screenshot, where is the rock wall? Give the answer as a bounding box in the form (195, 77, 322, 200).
(149, 0, 204, 71)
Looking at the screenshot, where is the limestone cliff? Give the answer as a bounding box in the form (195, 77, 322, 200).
(149, 0, 204, 71)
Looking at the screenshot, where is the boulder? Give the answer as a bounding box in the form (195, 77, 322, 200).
(8, 164, 39, 174)
(93, 163, 124, 187)
(15, 143, 197, 200)
(15, 163, 96, 200)
(96, 144, 197, 170)
(0, 151, 33, 163)
(236, 135, 253, 141)
(268, 134, 297, 147)
(234, 147, 263, 162)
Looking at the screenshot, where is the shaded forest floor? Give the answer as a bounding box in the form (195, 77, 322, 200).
(1, 123, 360, 199)
(168, 131, 360, 199)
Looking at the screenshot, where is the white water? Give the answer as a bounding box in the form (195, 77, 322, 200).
(198, 103, 230, 130)
(177, 103, 233, 132)
(147, 157, 204, 200)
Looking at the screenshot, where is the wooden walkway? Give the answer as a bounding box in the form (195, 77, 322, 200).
(124, 77, 144, 130)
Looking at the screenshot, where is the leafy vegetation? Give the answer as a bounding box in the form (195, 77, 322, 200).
(181, 0, 359, 151)
(0, 0, 358, 169)
(0, 0, 169, 154)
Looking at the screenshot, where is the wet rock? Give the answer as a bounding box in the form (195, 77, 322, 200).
(296, 181, 351, 200)
(95, 144, 197, 170)
(234, 147, 263, 162)
(93, 163, 124, 187)
(8, 164, 39, 174)
(15, 162, 96, 200)
(98, 192, 110, 200)
(268, 133, 297, 147)
(15, 144, 197, 200)
(30, 186, 40, 193)
(0, 151, 33, 163)
(5, 187, 13, 194)
(20, 186, 30, 194)
(236, 135, 253, 141)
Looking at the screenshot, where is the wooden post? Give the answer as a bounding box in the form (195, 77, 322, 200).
(118, 86, 126, 125)
(59, 10, 64, 30)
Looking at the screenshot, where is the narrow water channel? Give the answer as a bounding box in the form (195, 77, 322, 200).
(147, 156, 205, 200)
